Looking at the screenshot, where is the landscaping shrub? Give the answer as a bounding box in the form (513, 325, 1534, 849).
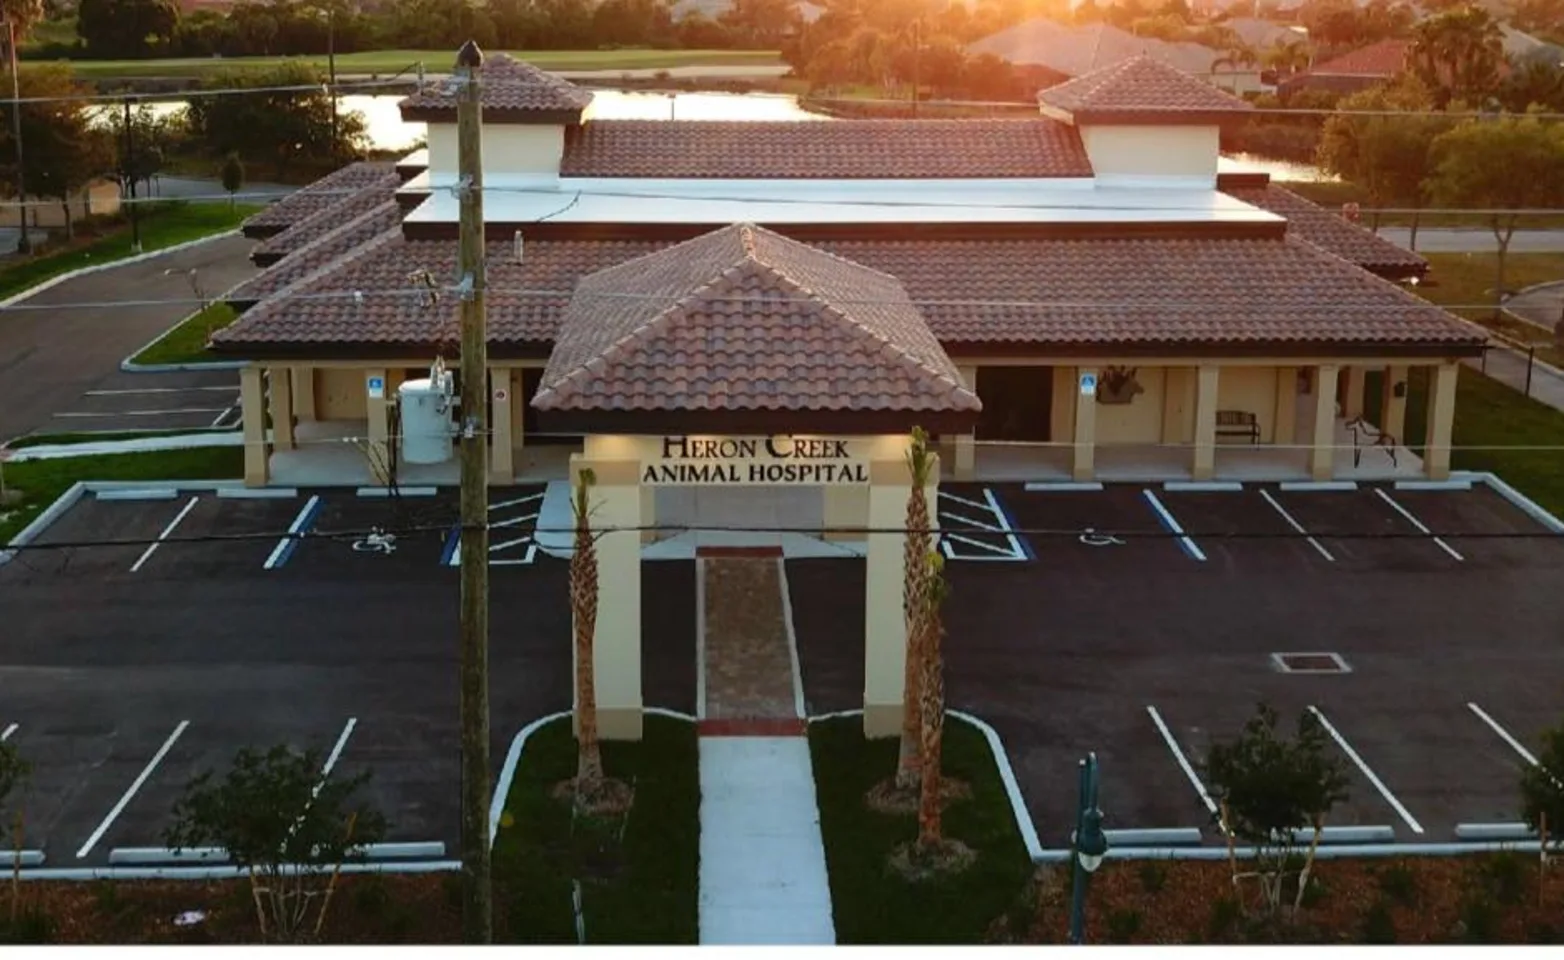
(1477, 852, 1528, 906)
(1137, 861, 1167, 895)
(1105, 907, 1142, 943)
(1376, 862, 1419, 905)
(0, 907, 54, 944)
(1205, 895, 1241, 941)
(1459, 895, 1500, 943)
(1361, 899, 1397, 944)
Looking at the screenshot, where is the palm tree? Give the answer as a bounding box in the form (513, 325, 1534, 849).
(895, 427, 936, 791)
(570, 467, 605, 805)
(1263, 42, 1312, 79)
(915, 550, 950, 851)
(1410, 5, 1504, 105)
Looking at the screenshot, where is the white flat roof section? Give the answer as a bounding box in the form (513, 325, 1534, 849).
(404, 178, 1286, 227)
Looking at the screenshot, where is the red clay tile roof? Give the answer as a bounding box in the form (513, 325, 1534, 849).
(1037, 54, 1253, 123)
(560, 119, 1094, 179)
(399, 53, 593, 123)
(251, 173, 400, 264)
(533, 223, 979, 415)
(230, 201, 403, 304)
(240, 162, 395, 237)
(1305, 39, 1411, 77)
(1220, 182, 1427, 278)
(212, 229, 1483, 356)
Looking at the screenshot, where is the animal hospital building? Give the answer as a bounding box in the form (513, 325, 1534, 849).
(212, 53, 1486, 736)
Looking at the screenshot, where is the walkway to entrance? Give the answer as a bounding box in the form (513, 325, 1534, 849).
(695, 547, 835, 944)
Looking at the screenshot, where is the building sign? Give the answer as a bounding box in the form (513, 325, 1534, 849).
(1079, 372, 1097, 396)
(367, 375, 385, 400)
(642, 436, 870, 485)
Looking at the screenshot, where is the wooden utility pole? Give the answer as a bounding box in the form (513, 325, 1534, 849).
(454, 38, 492, 944)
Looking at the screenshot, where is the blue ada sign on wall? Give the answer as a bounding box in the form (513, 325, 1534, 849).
(1079, 371, 1098, 396)
(367, 375, 385, 399)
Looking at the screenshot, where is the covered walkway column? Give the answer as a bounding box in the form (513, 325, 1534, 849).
(291, 366, 316, 422)
(1072, 365, 1097, 482)
(1310, 364, 1340, 480)
(1274, 366, 1297, 446)
(267, 366, 294, 452)
(571, 455, 644, 740)
(1192, 364, 1219, 480)
(1424, 362, 1459, 480)
(953, 364, 976, 481)
(240, 366, 269, 487)
(489, 368, 515, 484)
(1342, 366, 1367, 419)
(863, 455, 938, 738)
(365, 368, 390, 469)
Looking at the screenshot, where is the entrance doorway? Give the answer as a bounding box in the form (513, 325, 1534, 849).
(975, 366, 1053, 441)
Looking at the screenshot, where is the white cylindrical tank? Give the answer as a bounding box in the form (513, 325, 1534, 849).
(398, 376, 454, 464)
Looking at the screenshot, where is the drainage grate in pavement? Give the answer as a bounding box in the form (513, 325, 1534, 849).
(1271, 652, 1352, 674)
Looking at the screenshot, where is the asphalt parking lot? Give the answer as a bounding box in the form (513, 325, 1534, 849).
(794, 478, 1564, 849)
(0, 484, 697, 868)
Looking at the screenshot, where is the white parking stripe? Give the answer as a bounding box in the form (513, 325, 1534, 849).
(940, 532, 1016, 557)
(1258, 488, 1335, 562)
(209, 405, 238, 428)
(491, 493, 543, 511)
(1141, 489, 1205, 561)
(1, 723, 16, 742)
(1372, 487, 1464, 562)
(1468, 702, 1545, 768)
(85, 387, 238, 396)
(264, 494, 321, 570)
(1307, 706, 1424, 834)
(491, 513, 538, 530)
(129, 496, 200, 572)
(55, 408, 231, 418)
(77, 720, 190, 858)
(941, 510, 1005, 533)
(980, 487, 1029, 560)
(1146, 706, 1221, 822)
(938, 490, 991, 512)
(491, 535, 533, 552)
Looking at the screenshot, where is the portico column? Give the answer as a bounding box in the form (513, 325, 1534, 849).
(1310, 364, 1339, 480)
(268, 365, 294, 452)
(1343, 366, 1367, 419)
(1424, 362, 1459, 480)
(1274, 367, 1297, 446)
(365, 368, 389, 471)
(953, 364, 977, 481)
(1072, 366, 1097, 482)
(571, 455, 644, 740)
(291, 366, 316, 422)
(489, 368, 515, 484)
(1381, 364, 1409, 443)
(863, 455, 939, 738)
(1193, 364, 1220, 480)
(239, 365, 269, 487)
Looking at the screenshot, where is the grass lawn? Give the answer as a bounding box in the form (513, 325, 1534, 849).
(1418, 252, 1564, 366)
(0, 203, 262, 302)
(132, 302, 239, 366)
(810, 714, 1034, 944)
(490, 713, 699, 944)
(1285, 182, 1564, 231)
(34, 49, 782, 81)
(0, 446, 243, 545)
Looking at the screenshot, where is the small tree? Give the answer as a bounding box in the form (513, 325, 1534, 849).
(220, 151, 246, 211)
(1517, 719, 1564, 854)
(0, 741, 30, 926)
(1204, 703, 1350, 920)
(165, 746, 387, 943)
(1427, 116, 1564, 318)
(562, 467, 629, 815)
(894, 427, 936, 793)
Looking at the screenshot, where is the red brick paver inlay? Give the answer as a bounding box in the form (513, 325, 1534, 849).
(700, 556, 800, 724)
(697, 717, 807, 737)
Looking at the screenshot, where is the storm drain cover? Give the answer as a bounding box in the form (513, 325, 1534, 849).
(1272, 652, 1352, 674)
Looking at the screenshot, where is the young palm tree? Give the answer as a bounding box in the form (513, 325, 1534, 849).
(916, 551, 950, 851)
(570, 468, 605, 802)
(896, 427, 936, 790)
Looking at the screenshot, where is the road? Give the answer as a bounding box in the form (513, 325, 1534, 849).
(1379, 227, 1564, 253)
(0, 234, 257, 443)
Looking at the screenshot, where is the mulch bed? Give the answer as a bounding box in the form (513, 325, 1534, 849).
(996, 853, 1564, 944)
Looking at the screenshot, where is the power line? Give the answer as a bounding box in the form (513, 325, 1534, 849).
(807, 94, 1564, 122)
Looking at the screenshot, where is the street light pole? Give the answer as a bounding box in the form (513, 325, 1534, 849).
(122, 97, 141, 253)
(1068, 752, 1109, 945)
(6, 18, 27, 253)
(327, 5, 338, 160)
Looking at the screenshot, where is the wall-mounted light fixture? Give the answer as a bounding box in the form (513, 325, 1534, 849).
(1392, 380, 1407, 398)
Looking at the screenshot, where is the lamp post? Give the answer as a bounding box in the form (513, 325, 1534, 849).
(1068, 752, 1109, 945)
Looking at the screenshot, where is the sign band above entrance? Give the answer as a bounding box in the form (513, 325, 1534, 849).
(642, 435, 870, 486)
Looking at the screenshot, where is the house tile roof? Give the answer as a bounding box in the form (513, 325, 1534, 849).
(1303, 39, 1411, 78)
(969, 19, 1220, 77)
(214, 229, 1483, 356)
(1037, 54, 1253, 123)
(560, 119, 1093, 179)
(1220, 182, 1427, 278)
(533, 223, 978, 415)
(398, 53, 594, 123)
(230, 201, 403, 304)
(240, 162, 395, 238)
(250, 172, 401, 265)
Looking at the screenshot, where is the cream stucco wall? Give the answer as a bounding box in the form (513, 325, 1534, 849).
(1095, 367, 1166, 444)
(1216, 366, 1280, 442)
(1078, 124, 1220, 181)
(316, 368, 369, 420)
(426, 123, 566, 179)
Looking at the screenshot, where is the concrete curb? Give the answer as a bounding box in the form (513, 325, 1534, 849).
(3, 431, 243, 461)
(1473, 470, 1564, 534)
(0, 480, 88, 569)
(120, 273, 253, 374)
(0, 230, 239, 312)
